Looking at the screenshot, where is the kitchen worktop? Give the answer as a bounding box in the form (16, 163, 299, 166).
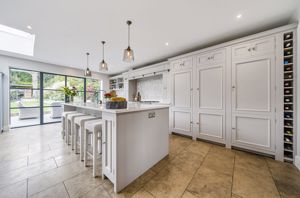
(63, 102, 169, 114)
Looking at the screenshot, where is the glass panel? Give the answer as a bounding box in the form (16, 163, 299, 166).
(10, 108, 40, 127)
(43, 73, 65, 90)
(86, 78, 100, 92)
(73, 91, 84, 102)
(67, 77, 84, 91)
(43, 90, 65, 106)
(43, 106, 62, 123)
(10, 68, 40, 89)
(10, 89, 40, 108)
(86, 91, 99, 103)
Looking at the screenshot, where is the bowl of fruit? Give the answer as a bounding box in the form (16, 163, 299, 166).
(104, 91, 127, 109)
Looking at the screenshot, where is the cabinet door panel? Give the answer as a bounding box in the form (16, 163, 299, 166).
(252, 37, 275, 56)
(232, 43, 251, 59)
(173, 111, 191, 132)
(199, 67, 223, 109)
(102, 119, 114, 179)
(233, 116, 271, 149)
(199, 113, 223, 139)
(173, 71, 191, 108)
(234, 58, 271, 112)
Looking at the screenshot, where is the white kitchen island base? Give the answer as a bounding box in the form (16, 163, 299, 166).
(63, 103, 169, 192)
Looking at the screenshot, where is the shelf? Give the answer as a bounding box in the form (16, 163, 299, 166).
(284, 126, 293, 128)
(284, 133, 293, 137)
(284, 141, 293, 144)
(284, 149, 293, 152)
(284, 55, 293, 58)
(284, 118, 293, 121)
(284, 71, 293, 74)
(284, 157, 293, 161)
(284, 63, 293, 66)
(284, 47, 293, 50)
(284, 102, 293, 104)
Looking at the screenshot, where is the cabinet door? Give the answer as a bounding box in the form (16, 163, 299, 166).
(172, 110, 192, 136)
(173, 70, 192, 108)
(231, 55, 275, 153)
(102, 118, 115, 181)
(195, 63, 225, 143)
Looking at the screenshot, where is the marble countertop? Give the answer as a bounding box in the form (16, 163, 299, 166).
(63, 102, 170, 114)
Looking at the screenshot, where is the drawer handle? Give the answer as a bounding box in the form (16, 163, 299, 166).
(102, 142, 106, 144)
(248, 48, 251, 52)
(196, 122, 199, 125)
(252, 47, 256, 51)
(232, 128, 236, 130)
(190, 122, 193, 124)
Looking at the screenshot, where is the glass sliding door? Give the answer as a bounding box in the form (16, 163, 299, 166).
(9, 68, 103, 128)
(9, 69, 41, 127)
(42, 73, 65, 123)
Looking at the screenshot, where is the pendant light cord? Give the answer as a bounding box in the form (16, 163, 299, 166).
(86, 52, 89, 68)
(128, 23, 130, 47)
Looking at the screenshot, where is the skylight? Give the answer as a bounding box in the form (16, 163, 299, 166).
(0, 24, 35, 56)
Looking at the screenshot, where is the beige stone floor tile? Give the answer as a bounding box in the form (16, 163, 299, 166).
(0, 157, 28, 175)
(232, 165, 280, 198)
(30, 183, 69, 198)
(150, 155, 174, 173)
(64, 169, 103, 198)
(169, 136, 192, 155)
(187, 166, 232, 198)
(132, 188, 154, 198)
(28, 161, 88, 196)
(103, 169, 156, 198)
(0, 158, 57, 188)
(266, 158, 300, 198)
(54, 153, 80, 167)
(81, 184, 111, 198)
(181, 191, 198, 198)
(184, 141, 212, 158)
(234, 151, 270, 176)
(144, 162, 196, 198)
(231, 193, 242, 198)
(201, 145, 235, 176)
(0, 179, 27, 198)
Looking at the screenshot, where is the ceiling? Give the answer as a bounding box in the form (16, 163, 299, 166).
(0, 0, 298, 75)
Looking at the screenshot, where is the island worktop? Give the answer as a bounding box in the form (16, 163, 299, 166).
(63, 102, 169, 192)
(63, 102, 169, 114)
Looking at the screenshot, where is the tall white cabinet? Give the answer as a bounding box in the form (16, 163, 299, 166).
(168, 24, 297, 162)
(170, 57, 194, 137)
(231, 37, 276, 154)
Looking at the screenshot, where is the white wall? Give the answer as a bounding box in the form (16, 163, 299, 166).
(0, 54, 109, 131)
(136, 75, 164, 101)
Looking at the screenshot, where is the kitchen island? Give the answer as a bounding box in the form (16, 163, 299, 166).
(63, 102, 169, 192)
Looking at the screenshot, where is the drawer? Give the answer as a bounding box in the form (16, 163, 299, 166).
(196, 49, 225, 66)
(232, 37, 275, 59)
(171, 57, 193, 71)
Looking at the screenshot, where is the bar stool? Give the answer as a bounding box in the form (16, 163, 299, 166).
(66, 113, 86, 148)
(73, 115, 99, 159)
(61, 111, 77, 140)
(84, 119, 102, 177)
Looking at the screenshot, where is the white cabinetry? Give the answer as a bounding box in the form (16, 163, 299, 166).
(194, 49, 226, 143)
(231, 37, 276, 154)
(170, 57, 194, 137)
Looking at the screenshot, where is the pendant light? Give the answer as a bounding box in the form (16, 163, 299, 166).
(100, 41, 108, 71)
(84, 52, 92, 77)
(123, 20, 134, 62)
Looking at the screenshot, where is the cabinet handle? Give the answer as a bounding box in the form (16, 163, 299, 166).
(208, 57, 210, 60)
(196, 122, 199, 125)
(197, 88, 200, 91)
(102, 142, 106, 144)
(252, 47, 256, 51)
(248, 48, 251, 52)
(232, 86, 236, 89)
(190, 88, 193, 91)
(232, 128, 236, 130)
(190, 122, 193, 124)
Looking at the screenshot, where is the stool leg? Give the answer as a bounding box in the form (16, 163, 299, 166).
(62, 117, 65, 139)
(84, 129, 88, 167)
(66, 120, 70, 144)
(75, 124, 79, 154)
(93, 130, 98, 177)
(80, 124, 85, 161)
(71, 119, 75, 150)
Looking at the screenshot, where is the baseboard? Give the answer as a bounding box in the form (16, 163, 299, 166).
(2, 125, 9, 132)
(295, 155, 300, 170)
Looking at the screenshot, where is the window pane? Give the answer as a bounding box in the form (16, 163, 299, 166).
(10, 69, 40, 89)
(67, 77, 84, 91)
(43, 106, 62, 123)
(10, 108, 40, 127)
(86, 91, 100, 103)
(43, 90, 65, 106)
(10, 89, 40, 108)
(86, 78, 100, 92)
(73, 91, 84, 102)
(43, 74, 65, 90)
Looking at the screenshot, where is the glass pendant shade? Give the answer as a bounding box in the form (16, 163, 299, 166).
(123, 20, 134, 62)
(123, 46, 134, 62)
(100, 41, 108, 71)
(84, 52, 92, 77)
(100, 60, 108, 71)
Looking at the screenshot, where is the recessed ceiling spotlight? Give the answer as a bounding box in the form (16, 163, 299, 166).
(236, 14, 242, 19)
(26, 25, 32, 30)
(165, 42, 169, 46)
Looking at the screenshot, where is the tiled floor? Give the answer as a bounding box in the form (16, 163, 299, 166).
(0, 124, 299, 198)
